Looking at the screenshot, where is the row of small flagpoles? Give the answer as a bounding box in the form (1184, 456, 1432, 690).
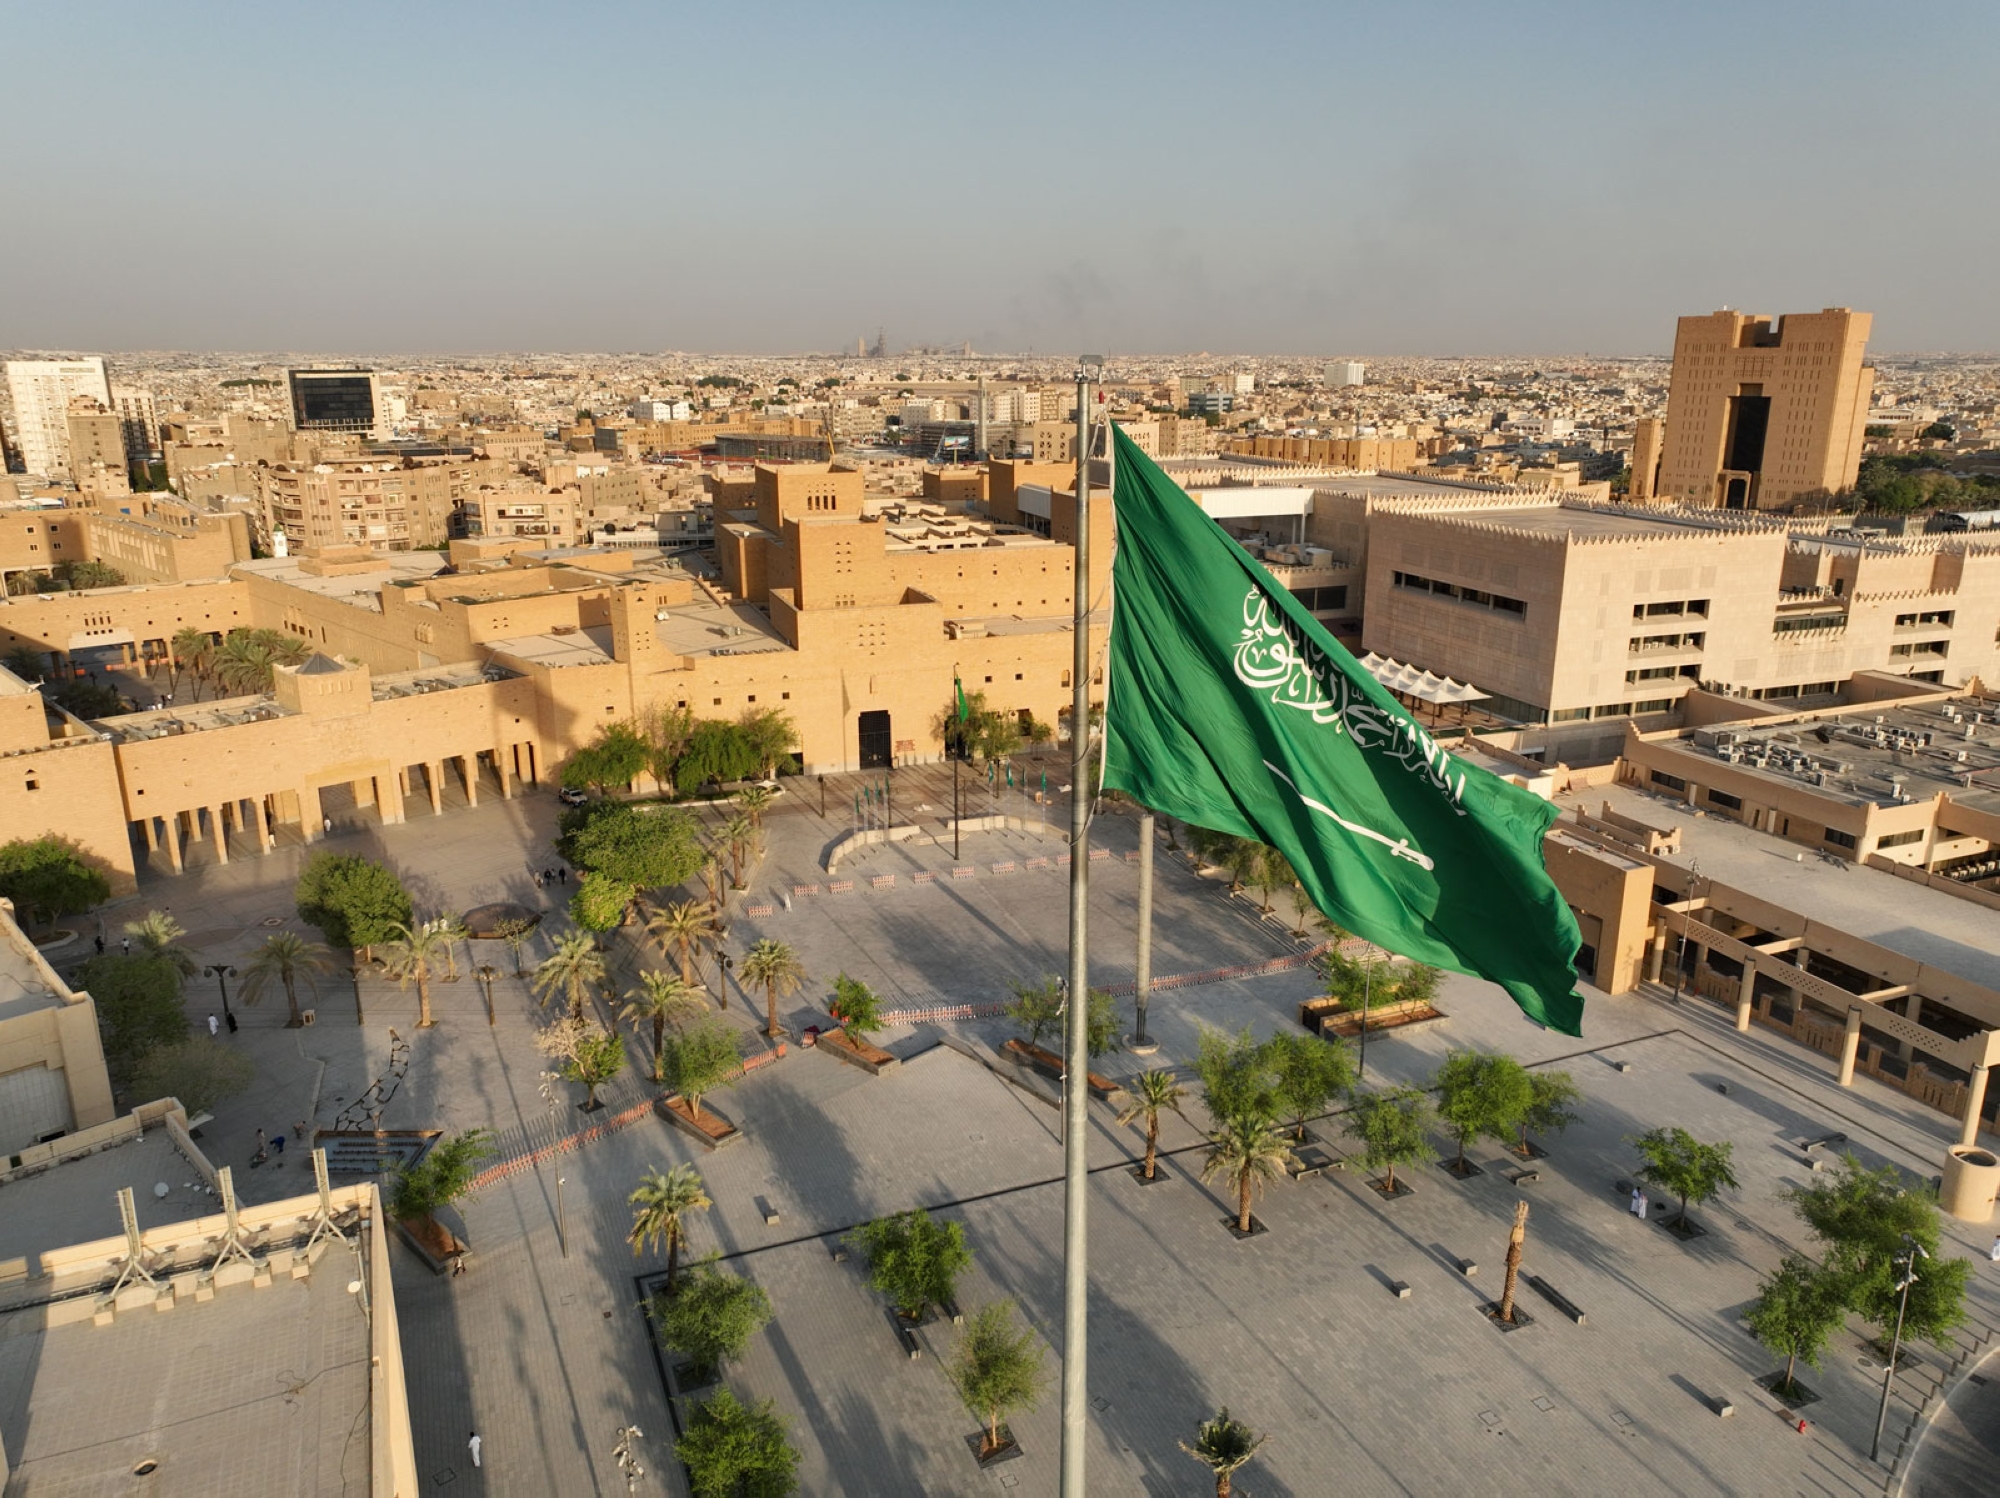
(845, 763, 1054, 836)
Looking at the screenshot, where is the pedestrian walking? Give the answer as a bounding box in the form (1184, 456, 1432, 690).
(1629, 1187, 1643, 1218)
(323, 816, 333, 835)
(1635, 1189, 1649, 1221)
(451, 1252, 466, 1277)
(273, 1133, 285, 1156)
(533, 871, 543, 889)
(467, 1432, 481, 1468)
(225, 1010, 238, 1033)
(208, 1013, 219, 1038)
(558, 866, 568, 885)
(1989, 1235, 2000, 1264)
(94, 934, 105, 954)
(121, 937, 131, 955)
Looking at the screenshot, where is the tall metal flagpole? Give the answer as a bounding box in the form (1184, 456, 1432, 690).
(1060, 354, 1099, 1497)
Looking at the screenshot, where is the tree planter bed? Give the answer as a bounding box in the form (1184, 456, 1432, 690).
(1758, 1373, 1821, 1407)
(1510, 1139, 1551, 1161)
(817, 1030, 901, 1076)
(1304, 997, 1446, 1039)
(1482, 1303, 1535, 1333)
(393, 1214, 465, 1275)
(1221, 1215, 1268, 1240)
(965, 1429, 1024, 1469)
(1369, 1177, 1415, 1200)
(1129, 1162, 1173, 1185)
(1438, 1158, 1486, 1180)
(1001, 1039, 1122, 1101)
(658, 1095, 742, 1149)
(1651, 1213, 1708, 1241)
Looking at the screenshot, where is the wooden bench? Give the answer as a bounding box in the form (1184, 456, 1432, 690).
(1002, 1040, 1121, 1100)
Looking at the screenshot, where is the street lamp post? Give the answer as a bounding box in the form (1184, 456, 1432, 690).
(205, 963, 239, 1027)
(713, 951, 734, 1010)
(1871, 1240, 1926, 1462)
(612, 1425, 645, 1495)
(1671, 858, 1700, 1006)
(475, 964, 498, 1027)
(537, 1070, 569, 1258)
(817, 774, 826, 819)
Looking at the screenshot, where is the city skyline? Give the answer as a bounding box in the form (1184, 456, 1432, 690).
(6, 2, 1998, 355)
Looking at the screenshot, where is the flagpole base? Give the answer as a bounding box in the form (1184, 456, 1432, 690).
(1125, 1037, 1160, 1056)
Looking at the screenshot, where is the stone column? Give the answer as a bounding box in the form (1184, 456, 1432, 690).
(140, 815, 158, 852)
(1735, 963, 1756, 1032)
(1962, 1065, 1991, 1148)
(165, 813, 185, 874)
(426, 762, 444, 815)
(1646, 927, 1668, 984)
(1838, 1006, 1863, 1087)
(252, 795, 272, 852)
(495, 744, 513, 799)
(208, 806, 228, 865)
(374, 770, 405, 826)
(458, 753, 478, 808)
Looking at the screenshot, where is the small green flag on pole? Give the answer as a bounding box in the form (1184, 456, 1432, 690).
(853, 793, 861, 820)
(1101, 427, 1584, 1035)
(955, 673, 970, 722)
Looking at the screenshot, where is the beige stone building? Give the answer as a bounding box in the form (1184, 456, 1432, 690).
(0, 895, 114, 1153)
(1653, 308, 1874, 511)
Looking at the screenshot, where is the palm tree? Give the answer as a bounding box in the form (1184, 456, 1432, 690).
(721, 812, 755, 889)
(629, 1163, 711, 1292)
(168, 626, 210, 696)
(125, 910, 197, 988)
(622, 970, 708, 1081)
(427, 914, 471, 981)
(238, 931, 330, 1028)
(1200, 1111, 1294, 1234)
(380, 920, 453, 1027)
(1116, 1069, 1188, 1181)
(533, 929, 607, 1020)
(739, 938, 806, 1040)
(1180, 1408, 1266, 1498)
(700, 849, 725, 908)
(735, 784, 775, 830)
(645, 899, 713, 988)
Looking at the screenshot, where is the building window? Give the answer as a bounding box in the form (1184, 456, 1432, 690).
(1704, 788, 1742, 811)
(1876, 829, 1924, 849)
(1824, 828, 1858, 850)
(1392, 570, 1525, 620)
(1649, 770, 1687, 792)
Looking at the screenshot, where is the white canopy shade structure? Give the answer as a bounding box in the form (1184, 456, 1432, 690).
(1357, 652, 1490, 706)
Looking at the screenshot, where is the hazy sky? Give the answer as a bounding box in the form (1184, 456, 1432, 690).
(6, 0, 1996, 356)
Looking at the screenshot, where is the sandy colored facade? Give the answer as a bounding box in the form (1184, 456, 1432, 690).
(1653, 308, 1874, 511)
(1227, 435, 1422, 470)
(0, 895, 114, 1154)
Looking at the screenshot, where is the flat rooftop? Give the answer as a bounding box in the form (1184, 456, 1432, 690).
(1674, 698, 2000, 812)
(233, 552, 448, 609)
(0, 1253, 370, 1495)
(0, 1132, 198, 1272)
(0, 920, 69, 1024)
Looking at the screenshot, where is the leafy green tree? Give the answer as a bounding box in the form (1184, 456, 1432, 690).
(82, 954, 189, 1087)
(1785, 1153, 1971, 1348)
(1193, 1026, 1276, 1127)
(2, 645, 45, 678)
(379, 920, 453, 1028)
(948, 1301, 1046, 1457)
(205, 628, 309, 695)
(0, 836, 109, 931)
(737, 707, 797, 779)
(1519, 1070, 1581, 1155)
(937, 688, 1021, 764)
(1116, 1068, 1187, 1180)
(238, 930, 330, 1028)
(629, 1163, 712, 1291)
(532, 929, 607, 1020)
(661, 1018, 742, 1123)
(676, 1390, 799, 1498)
(387, 1128, 493, 1223)
(1005, 978, 1062, 1049)
(295, 852, 413, 954)
(1746, 1254, 1850, 1397)
(1201, 1110, 1293, 1233)
(560, 1026, 626, 1108)
(740, 938, 805, 1040)
(648, 1259, 773, 1382)
(51, 675, 126, 718)
(53, 559, 126, 591)
(1434, 1051, 1535, 1172)
(623, 970, 709, 1080)
(1345, 1086, 1435, 1193)
(568, 870, 634, 933)
(635, 702, 696, 788)
(1631, 1126, 1739, 1230)
(1265, 1031, 1354, 1141)
(1181, 1407, 1266, 1498)
(559, 800, 704, 889)
(493, 915, 539, 977)
(677, 719, 760, 792)
(848, 1208, 972, 1320)
(560, 719, 650, 793)
(829, 972, 884, 1046)
(131, 1036, 254, 1116)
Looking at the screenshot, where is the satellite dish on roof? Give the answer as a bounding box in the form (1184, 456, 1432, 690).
(154, 1182, 170, 1198)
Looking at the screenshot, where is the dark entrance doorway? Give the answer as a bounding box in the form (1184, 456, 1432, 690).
(858, 710, 892, 769)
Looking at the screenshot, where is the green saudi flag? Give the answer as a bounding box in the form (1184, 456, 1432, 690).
(955, 673, 970, 722)
(1101, 427, 1584, 1035)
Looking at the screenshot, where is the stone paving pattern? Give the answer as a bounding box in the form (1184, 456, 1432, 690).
(69, 764, 2000, 1494)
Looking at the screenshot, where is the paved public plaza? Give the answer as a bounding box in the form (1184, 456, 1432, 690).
(70, 768, 2000, 1495)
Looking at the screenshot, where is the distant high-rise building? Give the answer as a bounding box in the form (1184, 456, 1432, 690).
(4, 357, 112, 478)
(1325, 361, 1365, 388)
(285, 368, 385, 439)
(1629, 417, 1664, 500)
(65, 399, 127, 480)
(110, 386, 159, 467)
(1655, 308, 1873, 510)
